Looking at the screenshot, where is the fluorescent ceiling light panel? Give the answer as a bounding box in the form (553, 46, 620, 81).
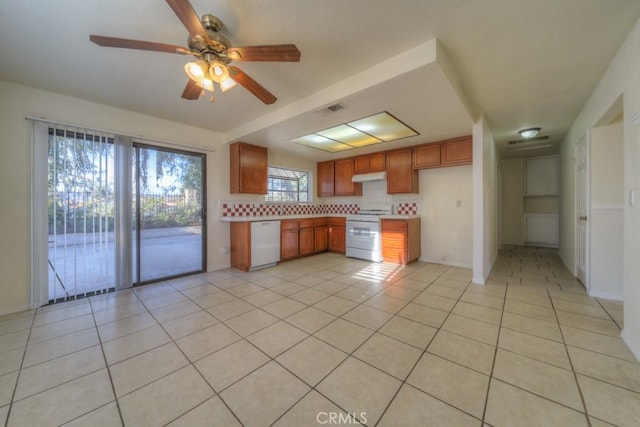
(349, 112, 418, 141)
(317, 125, 382, 147)
(290, 134, 352, 153)
(292, 111, 418, 153)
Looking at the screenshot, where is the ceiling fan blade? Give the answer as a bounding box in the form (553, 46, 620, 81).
(182, 79, 202, 100)
(229, 66, 277, 105)
(89, 35, 190, 54)
(165, 0, 209, 41)
(227, 44, 301, 62)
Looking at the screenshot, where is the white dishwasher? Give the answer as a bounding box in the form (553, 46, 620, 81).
(250, 221, 281, 270)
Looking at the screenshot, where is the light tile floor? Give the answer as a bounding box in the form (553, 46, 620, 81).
(1, 246, 638, 426)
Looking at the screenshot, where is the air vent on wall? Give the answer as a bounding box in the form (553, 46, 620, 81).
(508, 135, 550, 145)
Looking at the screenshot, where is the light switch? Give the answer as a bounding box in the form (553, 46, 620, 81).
(631, 190, 636, 207)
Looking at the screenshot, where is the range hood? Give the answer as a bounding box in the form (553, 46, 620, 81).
(351, 171, 387, 182)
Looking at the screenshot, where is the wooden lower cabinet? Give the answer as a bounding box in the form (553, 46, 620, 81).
(328, 217, 346, 254)
(280, 227, 299, 261)
(230, 222, 251, 271)
(299, 226, 315, 256)
(314, 218, 328, 252)
(381, 218, 421, 264)
(280, 218, 331, 261)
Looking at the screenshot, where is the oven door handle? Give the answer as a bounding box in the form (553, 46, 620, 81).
(352, 227, 371, 236)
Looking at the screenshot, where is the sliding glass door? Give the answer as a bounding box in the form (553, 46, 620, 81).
(133, 144, 206, 284)
(43, 123, 206, 303)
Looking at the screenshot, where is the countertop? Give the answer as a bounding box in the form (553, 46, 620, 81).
(219, 214, 421, 222)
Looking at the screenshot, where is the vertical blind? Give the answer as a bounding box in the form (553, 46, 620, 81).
(47, 127, 117, 301)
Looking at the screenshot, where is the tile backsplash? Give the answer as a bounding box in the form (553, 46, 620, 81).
(220, 202, 359, 217)
(220, 200, 420, 217)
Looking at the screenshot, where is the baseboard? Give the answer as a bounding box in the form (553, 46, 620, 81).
(207, 262, 231, 272)
(621, 328, 640, 362)
(0, 304, 34, 316)
(472, 276, 486, 285)
(588, 290, 623, 301)
(418, 257, 472, 270)
(559, 251, 576, 276)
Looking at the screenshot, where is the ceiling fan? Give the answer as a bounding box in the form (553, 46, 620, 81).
(89, 0, 300, 105)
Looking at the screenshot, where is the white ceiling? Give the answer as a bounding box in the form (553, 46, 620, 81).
(1, 0, 639, 160)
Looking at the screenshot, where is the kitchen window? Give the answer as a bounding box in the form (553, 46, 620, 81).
(266, 166, 310, 203)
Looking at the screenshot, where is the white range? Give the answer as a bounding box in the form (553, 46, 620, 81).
(345, 204, 393, 262)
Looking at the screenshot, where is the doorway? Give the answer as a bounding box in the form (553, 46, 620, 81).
(575, 97, 625, 300)
(43, 124, 206, 302)
(132, 144, 206, 284)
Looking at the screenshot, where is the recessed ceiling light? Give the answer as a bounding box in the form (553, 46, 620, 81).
(518, 127, 541, 139)
(291, 111, 418, 153)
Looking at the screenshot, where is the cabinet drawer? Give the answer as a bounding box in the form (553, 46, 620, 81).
(328, 217, 346, 227)
(381, 219, 408, 231)
(281, 220, 299, 230)
(314, 218, 328, 227)
(299, 219, 315, 229)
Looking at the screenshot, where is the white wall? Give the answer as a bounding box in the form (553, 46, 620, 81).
(559, 16, 640, 359)
(419, 166, 473, 267)
(472, 115, 499, 284)
(0, 80, 228, 314)
(589, 121, 624, 299)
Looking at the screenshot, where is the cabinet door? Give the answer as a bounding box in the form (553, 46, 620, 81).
(525, 156, 558, 195)
(299, 227, 315, 256)
(369, 152, 386, 172)
(413, 144, 441, 169)
(230, 142, 268, 194)
(334, 158, 362, 196)
(230, 222, 251, 271)
(381, 219, 408, 264)
(386, 149, 418, 194)
(317, 161, 335, 197)
(281, 229, 299, 260)
(329, 226, 346, 253)
(314, 226, 328, 252)
(354, 156, 370, 174)
(441, 137, 472, 166)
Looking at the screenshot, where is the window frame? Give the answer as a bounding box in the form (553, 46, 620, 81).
(266, 165, 312, 203)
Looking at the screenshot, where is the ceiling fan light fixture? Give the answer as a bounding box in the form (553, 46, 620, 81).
(184, 60, 208, 81)
(220, 77, 237, 92)
(198, 76, 215, 92)
(518, 127, 541, 139)
(209, 61, 230, 83)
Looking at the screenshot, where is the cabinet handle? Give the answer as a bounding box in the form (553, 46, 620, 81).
(579, 215, 587, 221)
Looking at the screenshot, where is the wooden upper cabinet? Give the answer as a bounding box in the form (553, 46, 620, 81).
(441, 136, 472, 166)
(413, 143, 441, 169)
(334, 158, 362, 196)
(354, 152, 386, 174)
(317, 161, 335, 197)
(386, 148, 418, 194)
(230, 142, 268, 194)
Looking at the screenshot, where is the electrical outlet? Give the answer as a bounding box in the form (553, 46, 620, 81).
(221, 246, 230, 254)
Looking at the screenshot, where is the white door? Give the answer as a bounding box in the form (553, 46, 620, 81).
(575, 134, 589, 287)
